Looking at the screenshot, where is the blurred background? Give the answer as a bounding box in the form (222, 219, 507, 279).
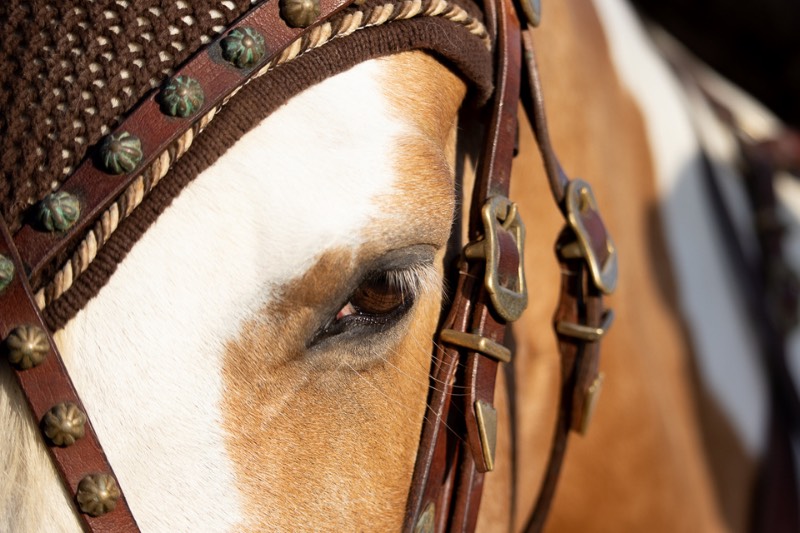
(631, 0, 800, 129)
(624, 2, 800, 531)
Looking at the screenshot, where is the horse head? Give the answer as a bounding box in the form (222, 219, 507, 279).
(2, 0, 758, 531)
(1, 0, 489, 527)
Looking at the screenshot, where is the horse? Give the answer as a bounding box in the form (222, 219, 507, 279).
(0, 0, 773, 530)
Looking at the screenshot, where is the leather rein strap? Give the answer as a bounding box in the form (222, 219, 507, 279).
(0, 0, 616, 530)
(404, 1, 617, 532)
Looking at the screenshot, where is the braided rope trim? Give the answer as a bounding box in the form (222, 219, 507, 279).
(34, 0, 489, 312)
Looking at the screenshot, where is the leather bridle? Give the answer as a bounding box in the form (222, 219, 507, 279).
(0, 0, 616, 531)
(404, 1, 616, 530)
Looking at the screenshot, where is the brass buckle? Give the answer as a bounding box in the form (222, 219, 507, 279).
(474, 400, 498, 472)
(556, 310, 615, 342)
(464, 196, 528, 322)
(439, 329, 512, 363)
(562, 180, 618, 294)
(414, 502, 435, 533)
(519, 0, 541, 26)
(578, 373, 604, 435)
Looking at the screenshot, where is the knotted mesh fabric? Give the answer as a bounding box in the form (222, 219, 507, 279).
(0, 0, 256, 232)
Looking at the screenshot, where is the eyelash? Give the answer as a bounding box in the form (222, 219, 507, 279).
(314, 265, 434, 342)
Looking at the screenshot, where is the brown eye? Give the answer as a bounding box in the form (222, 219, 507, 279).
(310, 262, 431, 346)
(336, 275, 407, 319)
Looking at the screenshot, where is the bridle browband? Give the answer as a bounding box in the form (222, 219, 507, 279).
(0, 0, 616, 532)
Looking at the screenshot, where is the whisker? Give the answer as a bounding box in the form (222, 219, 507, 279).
(343, 361, 469, 446)
(378, 344, 471, 398)
(406, 335, 471, 394)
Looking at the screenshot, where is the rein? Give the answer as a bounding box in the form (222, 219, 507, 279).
(0, 0, 616, 531)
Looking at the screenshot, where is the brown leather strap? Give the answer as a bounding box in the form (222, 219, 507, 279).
(0, 218, 138, 532)
(519, 29, 569, 209)
(452, 0, 522, 525)
(404, 0, 522, 529)
(468, 0, 521, 227)
(519, 26, 614, 533)
(525, 236, 606, 533)
(404, 264, 477, 532)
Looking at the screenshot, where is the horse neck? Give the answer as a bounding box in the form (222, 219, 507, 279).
(1, 52, 467, 532)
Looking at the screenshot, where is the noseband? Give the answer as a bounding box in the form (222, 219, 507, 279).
(0, 0, 616, 531)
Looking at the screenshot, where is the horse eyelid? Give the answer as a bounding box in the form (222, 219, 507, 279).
(382, 263, 439, 301)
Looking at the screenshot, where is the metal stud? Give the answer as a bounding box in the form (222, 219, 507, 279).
(37, 191, 81, 232)
(520, 0, 541, 26)
(97, 132, 143, 175)
(280, 0, 320, 28)
(42, 402, 87, 447)
(76, 473, 121, 517)
(220, 27, 266, 69)
(159, 75, 205, 118)
(4, 325, 49, 370)
(414, 502, 435, 533)
(0, 254, 13, 293)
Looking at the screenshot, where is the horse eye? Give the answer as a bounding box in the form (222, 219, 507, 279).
(309, 264, 428, 346)
(336, 273, 408, 320)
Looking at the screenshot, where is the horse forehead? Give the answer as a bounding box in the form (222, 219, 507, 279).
(381, 52, 468, 141)
(217, 53, 462, 270)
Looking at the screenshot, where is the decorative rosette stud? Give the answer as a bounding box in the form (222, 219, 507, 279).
(97, 132, 143, 175)
(280, 0, 320, 28)
(42, 402, 87, 446)
(220, 27, 266, 69)
(37, 191, 81, 232)
(159, 75, 205, 118)
(77, 473, 121, 517)
(4, 325, 49, 370)
(0, 254, 13, 293)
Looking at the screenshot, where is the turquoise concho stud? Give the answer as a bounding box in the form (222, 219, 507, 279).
(38, 191, 81, 232)
(97, 132, 143, 175)
(0, 254, 14, 293)
(159, 75, 205, 118)
(220, 27, 266, 69)
(280, 0, 320, 28)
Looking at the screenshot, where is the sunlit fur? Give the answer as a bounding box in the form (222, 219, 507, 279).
(0, 0, 768, 531)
